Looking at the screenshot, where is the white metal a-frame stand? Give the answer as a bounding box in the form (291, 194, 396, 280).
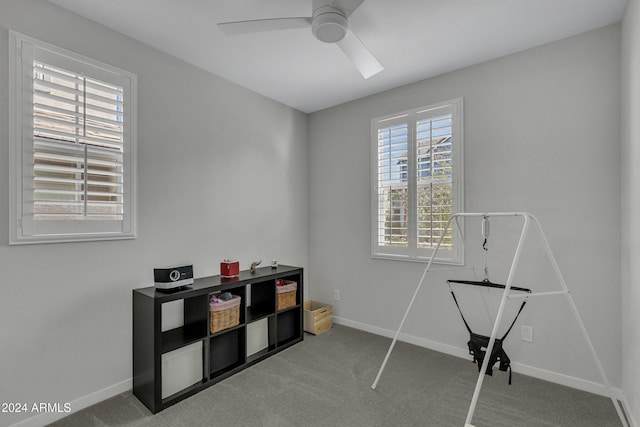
(370, 212, 628, 427)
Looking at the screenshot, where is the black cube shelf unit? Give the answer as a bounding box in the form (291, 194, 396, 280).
(132, 265, 303, 413)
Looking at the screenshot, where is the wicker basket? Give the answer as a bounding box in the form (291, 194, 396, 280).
(276, 280, 297, 311)
(210, 295, 241, 334)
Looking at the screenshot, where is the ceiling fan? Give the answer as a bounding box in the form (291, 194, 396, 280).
(217, 0, 383, 79)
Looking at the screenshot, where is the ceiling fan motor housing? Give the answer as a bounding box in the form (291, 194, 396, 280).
(312, 6, 348, 43)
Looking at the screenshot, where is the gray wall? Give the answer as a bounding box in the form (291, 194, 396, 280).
(622, 0, 640, 424)
(0, 1, 629, 425)
(0, 1, 309, 426)
(308, 25, 622, 393)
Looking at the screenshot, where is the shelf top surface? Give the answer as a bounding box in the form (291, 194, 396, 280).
(133, 265, 302, 301)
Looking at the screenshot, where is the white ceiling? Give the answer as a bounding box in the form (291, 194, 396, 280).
(47, 0, 627, 113)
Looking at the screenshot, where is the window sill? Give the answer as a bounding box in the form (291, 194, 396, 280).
(10, 232, 137, 245)
(372, 252, 463, 266)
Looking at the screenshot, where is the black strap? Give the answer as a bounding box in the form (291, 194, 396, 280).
(449, 286, 528, 341)
(449, 275, 526, 386)
(450, 290, 472, 334)
(501, 299, 527, 341)
(447, 279, 532, 294)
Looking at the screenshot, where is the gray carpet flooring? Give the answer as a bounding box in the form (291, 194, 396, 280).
(49, 324, 621, 426)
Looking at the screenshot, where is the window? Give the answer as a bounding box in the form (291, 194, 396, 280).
(371, 98, 463, 263)
(9, 32, 137, 244)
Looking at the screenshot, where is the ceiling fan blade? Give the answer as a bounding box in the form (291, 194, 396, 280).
(218, 17, 311, 36)
(337, 29, 383, 79)
(331, 0, 365, 17)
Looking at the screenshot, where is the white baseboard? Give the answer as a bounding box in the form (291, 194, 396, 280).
(622, 396, 639, 427)
(333, 316, 635, 426)
(9, 378, 132, 427)
(335, 315, 472, 359)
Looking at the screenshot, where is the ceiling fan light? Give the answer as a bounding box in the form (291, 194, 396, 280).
(312, 11, 348, 43)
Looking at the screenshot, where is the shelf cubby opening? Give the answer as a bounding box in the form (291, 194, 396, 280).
(207, 286, 246, 336)
(246, 315, 277, 364)
(277, 308, 301, 348)
(246, 280, 276, 322)
(161, 294, 208, 353)
(161, 340, 204, 400)
(278, 273, 302, 308)
(207, 286, 247, 330)
(162, 325, 206, 354)
(209, 327, 246, 378)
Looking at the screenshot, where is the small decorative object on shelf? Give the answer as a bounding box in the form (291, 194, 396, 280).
(220, 260, 239, 278)
(154, 265, 194, 291)
(250, 259, 262, 273)
(271, 260, 278, 269)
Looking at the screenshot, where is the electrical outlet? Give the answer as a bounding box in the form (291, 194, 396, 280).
(521, 325, 533, 342)
(333, 289, 340, 301)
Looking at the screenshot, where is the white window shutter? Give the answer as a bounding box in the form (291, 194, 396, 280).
(371, 99, 463, 263)
(376, 117, 410, 248)
(9, 31, 137, 244)
(415, 111, 454, 249)
(33, 61, 125, 221)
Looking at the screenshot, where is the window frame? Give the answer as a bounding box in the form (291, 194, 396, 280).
(9, 31, 137, 245)
(370, 98, 464, 264)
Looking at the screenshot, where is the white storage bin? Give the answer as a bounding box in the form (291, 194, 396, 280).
(246, 318, 269, 357)
(161, 299, 184, 332)
(161, 341, 203, 399)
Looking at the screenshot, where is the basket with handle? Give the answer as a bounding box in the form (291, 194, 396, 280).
(276, 280, 297, 311)
(210, 295, 241, 333)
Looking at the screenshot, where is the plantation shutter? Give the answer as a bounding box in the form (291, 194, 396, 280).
(33, 60, 125, 220)
(10, 32, 137, 244)
(376, 116, 410, 248)
(371, 99, 462, 263)
(415, 109, 454, 249)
